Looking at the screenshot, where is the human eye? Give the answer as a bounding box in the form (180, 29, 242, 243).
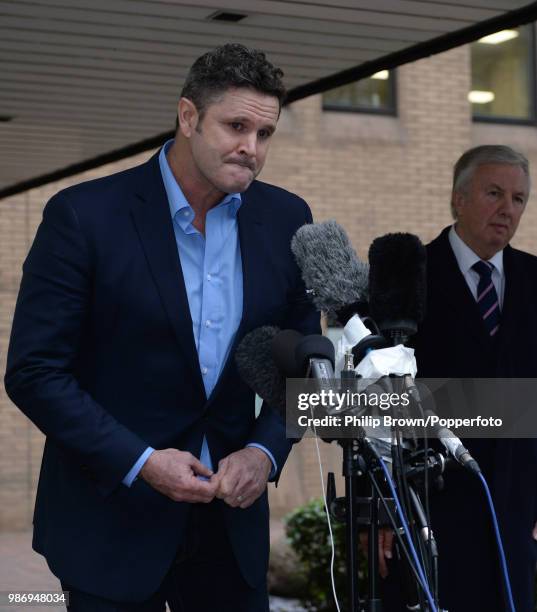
(258, 128, 274, 140)
(230, 122, 244, 131)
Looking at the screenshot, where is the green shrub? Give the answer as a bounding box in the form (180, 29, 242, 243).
(284, 498, 366, 611)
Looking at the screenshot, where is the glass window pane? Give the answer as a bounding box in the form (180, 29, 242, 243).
(322, 71, 395, 113)
(471, 25, 533, 121)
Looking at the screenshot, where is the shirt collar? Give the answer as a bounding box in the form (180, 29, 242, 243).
(449, 224, 504, 276)
(158, 139, 242, 231)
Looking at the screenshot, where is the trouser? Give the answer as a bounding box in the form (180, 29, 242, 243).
(62, 502, 269, 612)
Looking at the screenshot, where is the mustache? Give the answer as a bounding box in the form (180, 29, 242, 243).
(225, 157, 256, 172)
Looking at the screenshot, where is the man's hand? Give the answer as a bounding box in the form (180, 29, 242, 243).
(359, 527, 394, 578)
(213, 447, 272, 509)
(139, 448, 217, 503)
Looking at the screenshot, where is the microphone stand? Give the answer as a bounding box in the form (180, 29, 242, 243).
(386, 374, 445, 611)
(345, 439, 370, 611)
(327, 436, 387, 612)
(326, 360, 390, 611)
(366, 457, 382, 612)
(342, 361, 369, 611)
(325, 365, 446, 612)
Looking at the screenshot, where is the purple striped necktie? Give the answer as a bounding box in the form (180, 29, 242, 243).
(472, 260, 500, 337)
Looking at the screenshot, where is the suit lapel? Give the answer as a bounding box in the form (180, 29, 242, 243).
(428, 228, 491, 347)
(491, 247, 521, 504)
(235, 188, 266, 339)
(496, 245, 523, 347)
(130, 152, 205, 396)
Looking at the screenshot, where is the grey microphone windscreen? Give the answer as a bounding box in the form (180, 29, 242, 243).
(291, 220, 369, 314)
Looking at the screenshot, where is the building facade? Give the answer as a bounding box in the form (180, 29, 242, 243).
(1, 40, 537, 528)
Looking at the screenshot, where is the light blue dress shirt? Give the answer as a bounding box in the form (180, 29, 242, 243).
(123, 140, 275, 486)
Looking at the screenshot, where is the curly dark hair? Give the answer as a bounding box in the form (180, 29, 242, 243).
(176, 43, 285, 128)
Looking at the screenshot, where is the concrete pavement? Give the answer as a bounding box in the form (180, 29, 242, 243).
(0, 530, 305, 612)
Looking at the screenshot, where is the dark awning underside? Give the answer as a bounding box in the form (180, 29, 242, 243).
(1, 0, 536, 199)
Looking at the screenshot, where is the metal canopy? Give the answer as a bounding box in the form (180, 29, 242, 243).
(1, 0, 537, 199)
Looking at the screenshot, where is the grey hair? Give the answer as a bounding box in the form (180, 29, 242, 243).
(451, 145, 530, 218)
(176, 43, 285, 129)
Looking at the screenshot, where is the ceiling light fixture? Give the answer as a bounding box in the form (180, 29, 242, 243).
(468, 90, 495, 104)
(478, 30, 518, 45)
(370, 70, 389, 80)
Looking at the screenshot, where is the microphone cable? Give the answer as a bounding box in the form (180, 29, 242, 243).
(477, 472, 516, 612)
(401, 375, 437, 601)
(310, 418, 342, 612)
(416, 397, 437, 601)
(391, 423, 428, 612)
(367, 468, 431, 594)
(311, 421, 430, 612)
(368, 445, 439, 612)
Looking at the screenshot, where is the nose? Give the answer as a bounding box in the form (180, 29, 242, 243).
(498, 194, 515, 218)
(237, 132, 257, 158)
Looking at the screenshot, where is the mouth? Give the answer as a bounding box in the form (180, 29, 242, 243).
(490, 223, 509, 232)
(226, 159, 256, 173)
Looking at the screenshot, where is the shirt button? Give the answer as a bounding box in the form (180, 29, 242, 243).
(205, 320, 211, 327)
(202, 367, 208, 375)
(206, 274, 212, 281)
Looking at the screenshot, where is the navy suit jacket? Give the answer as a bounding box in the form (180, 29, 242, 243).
(4, 151, 320, 602)
(413, 226, 537, 612)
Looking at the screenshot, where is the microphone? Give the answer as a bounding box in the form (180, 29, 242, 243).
(271, 329, 303, 377)
(368, 233, 426, 344)
(295, 334, 336, 382)
(272, 330, 335, 383)
(291, 220, 369, 324)
(235, 326, 286, 414)
(425, 410, 481, 475)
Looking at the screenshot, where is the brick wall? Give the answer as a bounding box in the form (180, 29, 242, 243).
(2, 45, 537, 528)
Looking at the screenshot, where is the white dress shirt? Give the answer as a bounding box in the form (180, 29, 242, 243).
(448, 225, 505, 310)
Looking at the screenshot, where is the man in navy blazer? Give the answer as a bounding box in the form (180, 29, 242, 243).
(5, 44, 320, 611)
(413, 145, 537, 611)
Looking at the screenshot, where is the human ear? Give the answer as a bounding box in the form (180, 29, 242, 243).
(452, 190, 466, 218)
(177, 98, 199, 138)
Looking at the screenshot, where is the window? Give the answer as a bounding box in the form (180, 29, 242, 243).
(322, 70, 396, 114)
(470, 25, 535, 122)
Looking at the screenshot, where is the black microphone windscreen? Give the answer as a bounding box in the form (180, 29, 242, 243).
(235, 326, 286, 413)
(271, 329, 303, 378)
(291, 220, 369, 315)
(368, 233, 427, 327)
(294, 335, 335, 375)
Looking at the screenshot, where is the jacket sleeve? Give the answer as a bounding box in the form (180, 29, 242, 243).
(4, 192, 148, 497)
